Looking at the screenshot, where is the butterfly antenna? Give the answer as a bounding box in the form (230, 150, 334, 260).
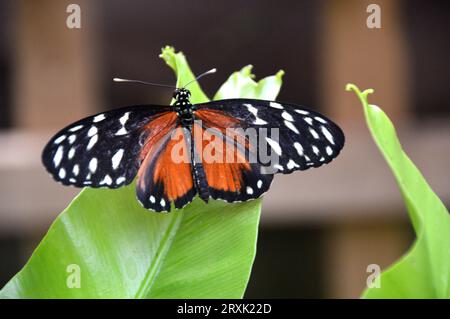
(183, 68, 217, 88)
(113, 77, 176, 89)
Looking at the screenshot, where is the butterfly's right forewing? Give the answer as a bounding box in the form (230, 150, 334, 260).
(196, 99, 345, 174)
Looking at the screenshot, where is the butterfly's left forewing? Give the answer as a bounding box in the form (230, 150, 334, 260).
(42, 105, 172, 188)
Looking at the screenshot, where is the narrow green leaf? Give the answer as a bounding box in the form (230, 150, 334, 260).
(346, 84, 450, 298)
(159, 46, 209, 104)
(0, 47, 284, 299)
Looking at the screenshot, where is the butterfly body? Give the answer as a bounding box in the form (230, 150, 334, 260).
(173, 88, 196, 127)
(42, 85, 345, 212)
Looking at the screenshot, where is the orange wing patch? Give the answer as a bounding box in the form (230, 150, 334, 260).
(150, 127, 193, 201)
(139, 112, 178, 162)
(137, 121, 195, 211)
(193, 109, 273, 202)
(194, 122, 250, 193)
(195, 109, 240, 133)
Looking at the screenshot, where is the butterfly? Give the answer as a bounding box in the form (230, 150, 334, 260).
(42, 69, 345, 212)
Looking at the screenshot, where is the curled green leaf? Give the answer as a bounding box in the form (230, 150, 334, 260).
(347, 83, 450, 298)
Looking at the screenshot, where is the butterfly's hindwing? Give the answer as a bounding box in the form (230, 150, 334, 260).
(192, 113, 274, 203)
(42, 105, 172, 188)
(195, 99, 345, 174)
(136, 126, 196, 212)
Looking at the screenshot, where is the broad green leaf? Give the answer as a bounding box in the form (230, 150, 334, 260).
(0, 47, 283, 299)
(346, 84, 450, 298)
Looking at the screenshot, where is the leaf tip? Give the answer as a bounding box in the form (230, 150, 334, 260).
(240, 65, 255, 78)
(346, 83, 375, 101)
(159, 45, 175, 58)
(276, 69, 285, 79)
(345, 83, 358, 92)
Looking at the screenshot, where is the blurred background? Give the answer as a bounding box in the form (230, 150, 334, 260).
(0, 0, 449, 298)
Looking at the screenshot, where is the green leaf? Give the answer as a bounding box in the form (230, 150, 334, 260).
(214, 65, 284, 100)
(0, 47, 283, 299)
(159, 46, 209, 104)
(346, 84, 450, 299)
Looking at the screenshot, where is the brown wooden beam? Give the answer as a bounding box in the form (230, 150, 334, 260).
(13, 0, 99, 129)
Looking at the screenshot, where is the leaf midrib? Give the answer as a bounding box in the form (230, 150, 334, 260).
(134, 212, 184, 298)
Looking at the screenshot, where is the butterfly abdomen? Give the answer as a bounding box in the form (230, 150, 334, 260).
(192, 161, 210, 203)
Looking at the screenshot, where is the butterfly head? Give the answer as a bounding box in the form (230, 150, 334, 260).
(173, 88, 191, 105)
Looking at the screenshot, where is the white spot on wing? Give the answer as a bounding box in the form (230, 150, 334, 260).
(293, 142, 304, 156)
(69, 125, 83, 132)
(67, 135, 76, 144)
(309, 128, 319, 139)
(87, 126, 98, 137)
(115, 112, 131, 136)
(304, 117, 313, 125)
(295, 109, 309, 115)
(115, 127, 128, 136)
(274, 164, 284, 171)
(58, 168, 66, 179)
(244, 103, 268, 125)
(246, 186, 254, 195)
(287, 159, 299, 170)
(281, 111, 294, 122)
(119, 112, 130, 125)
(116, 176, 126, 185)
(321, 126, 335, 145)
(160, 198, 166, 207)
(257, 180, 263, 189)
(87, 135, 98, 150)
(93, 114, 106, 122)
(53, 146, 64, 167)
(68, 147, 75, 159)
(72, 164, 79, 176)
(314, 116, 327, 124)
(100, 175, 112, 186)
(111, 149, 124, 170)
(54, 135, 66, 144)
(269, 102, 283, 109)
(284, 120, 299, 134)
(89, 158, 98, 173)
(312, 145, 320, 155)
(253, 118, 267, 125)
(326, 146, 333, 156)
(265, 137, 282, 156)
(150, 196, 156, 204)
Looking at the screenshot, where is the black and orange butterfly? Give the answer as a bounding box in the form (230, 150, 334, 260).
(42, 70, 345, 212)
